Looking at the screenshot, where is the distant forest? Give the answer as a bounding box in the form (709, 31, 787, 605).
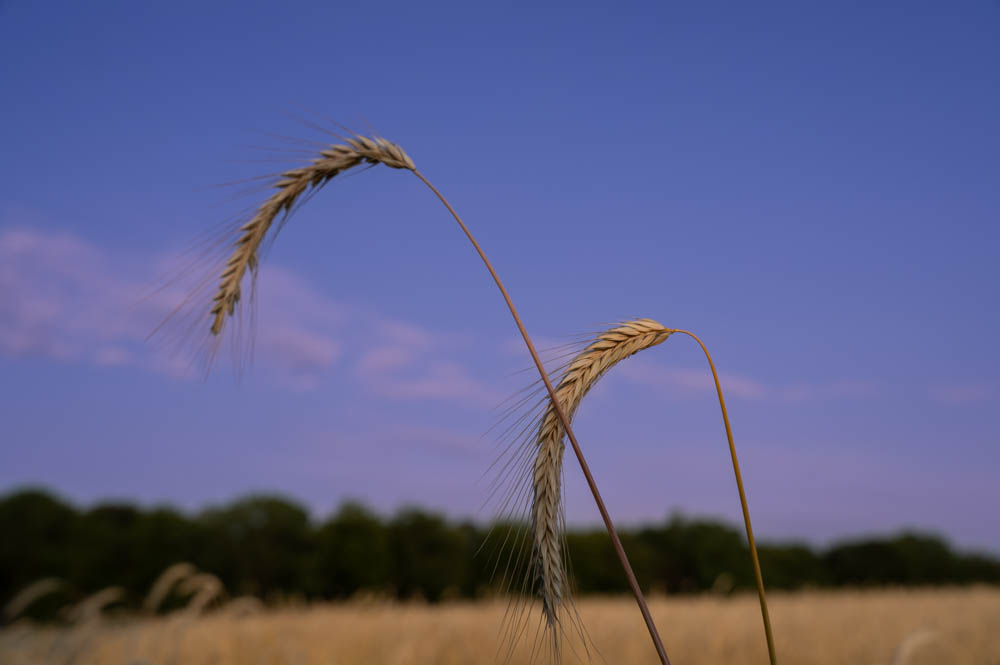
(3, 488, 998, 615)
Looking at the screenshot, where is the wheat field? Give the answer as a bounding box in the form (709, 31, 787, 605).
(2, 588, 997, 665)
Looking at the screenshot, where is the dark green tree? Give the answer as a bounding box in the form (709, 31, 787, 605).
(0, 489, 80, 618)
(387, 508, 467, 601)
(198, 495, 313, 598)
(757, 544, 830, 589)
(314, 502, 389, 597)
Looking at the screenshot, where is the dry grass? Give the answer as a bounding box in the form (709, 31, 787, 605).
(1, 589, 996, 665)
(223, 596, 265, 618)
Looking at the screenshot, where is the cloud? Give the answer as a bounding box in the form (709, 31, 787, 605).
(3, 225, 896, 408)
(619, 360, 770, 400)
(0, 225, 505, 405)
(375, 319, 435, 350)
(617, 357, 882, 403)
(773, 379, 882, 403)
(0, 227, 340, 387)
(93, 346, 134, 367)
(0, 227, 138, 361)
(928, 383, 995, 405)
(363, 424, 486, 456)
(358, 346, 416, 374)
(362, 361, 505, 407)
(355, 319, 504, 408)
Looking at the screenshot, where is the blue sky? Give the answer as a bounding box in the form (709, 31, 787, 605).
(1, 1, 998, 553)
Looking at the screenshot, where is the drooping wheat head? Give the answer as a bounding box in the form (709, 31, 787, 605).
(207, 134, 414, 338)
(517, 319, 777, 665)
(178, 573, 224, 615)
(66, 586, 125, 624)
(144, 562, 197, 613)
(532, 319, 672, 631)
(3, 578, 64, 622)
(224, 595, 265, 617)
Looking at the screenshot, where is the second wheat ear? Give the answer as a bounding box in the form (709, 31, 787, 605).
(528, 318, 777, 665)
(198, 131, 673, 665)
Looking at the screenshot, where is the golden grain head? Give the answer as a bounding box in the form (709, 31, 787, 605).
(3, 578, 64, 621)
(208, 135, 415, 338)
(530, 319, 672, 636)
(144, 562, 197, 613)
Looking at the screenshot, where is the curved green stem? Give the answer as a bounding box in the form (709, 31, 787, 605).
(673, 329, 777, 665)
(413, 170, 671, 665)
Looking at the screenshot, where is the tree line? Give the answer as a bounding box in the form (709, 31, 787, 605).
(2, 488, 997, 617)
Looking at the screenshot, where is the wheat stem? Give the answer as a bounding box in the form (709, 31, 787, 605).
(673, 329, 777, 665)
(412, 172, 672, 665)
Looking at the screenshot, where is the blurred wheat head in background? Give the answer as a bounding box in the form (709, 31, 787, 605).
(3, 578, 64, 623)
(144, 562, 197, 613)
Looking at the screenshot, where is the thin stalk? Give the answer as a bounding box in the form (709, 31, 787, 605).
(413, 170, 671, 665)
(673, 329, 777, 665)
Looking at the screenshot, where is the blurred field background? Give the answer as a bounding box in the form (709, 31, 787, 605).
(3, 489, 999, 664)
(3, 589, 999, 665)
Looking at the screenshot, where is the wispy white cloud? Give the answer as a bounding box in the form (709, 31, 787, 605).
(618, 359, 771, 400)
(0, 225, 503, 404)
(362, 361, 505, 407)
(356, 318, 504, 408)
(364, 424, 486, 456)
(617, 357, 884, 403)
(0, 226, 347, 388)
(375, 319, 435, 350)
(771, 379, 882, 403)
(357, 345, 416, 374)
(928, 383, 995, 405)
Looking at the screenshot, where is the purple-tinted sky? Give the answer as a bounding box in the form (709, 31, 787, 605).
(1, 2, 998, 553)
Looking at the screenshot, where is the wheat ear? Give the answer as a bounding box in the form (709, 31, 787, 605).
(144, 562, 196, 613)
(208, 135, 414, 337)
(66, 586, 125, 624)
(224, 595, 264, 617)
(533, 319, 672, 629)
(178, 573, 224, 615)
(531, 320, 778, 665)
(3, 578, 63, 621)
